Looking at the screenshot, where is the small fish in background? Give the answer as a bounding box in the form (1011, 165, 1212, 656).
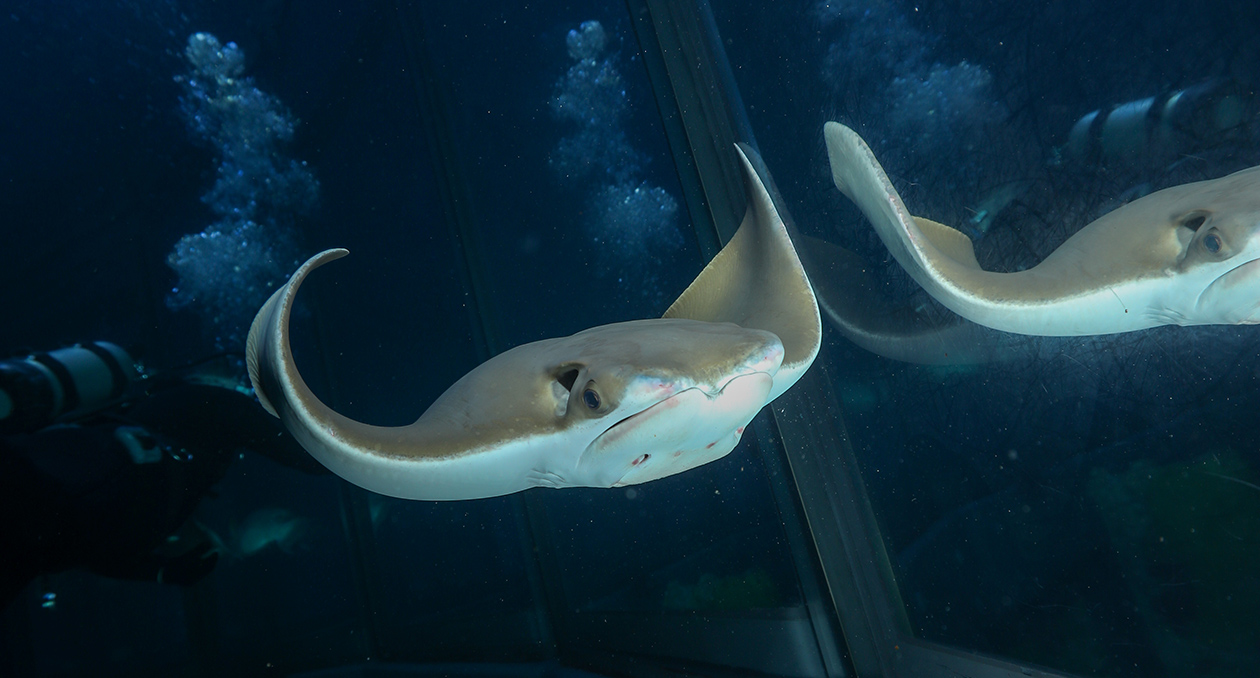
(203, 507, 312, 561)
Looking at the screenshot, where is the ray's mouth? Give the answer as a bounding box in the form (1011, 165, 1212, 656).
(1195, 255, 1260, 321)
(1224, 256, 1260, 279)
(601, 366, 777, 439)
(1205, 256, 1260, 295)
(601, 387, 688, 437)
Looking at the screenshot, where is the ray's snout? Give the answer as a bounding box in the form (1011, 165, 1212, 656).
(738, 331, 784, 378)
(713, 326, 784, 393)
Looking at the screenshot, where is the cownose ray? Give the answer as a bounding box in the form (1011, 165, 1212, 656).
(824, 121, 1260, 336)
(246, 144, 820, 500)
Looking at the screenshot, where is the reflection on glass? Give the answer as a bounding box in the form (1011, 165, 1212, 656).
(714, 0, 1260, 675)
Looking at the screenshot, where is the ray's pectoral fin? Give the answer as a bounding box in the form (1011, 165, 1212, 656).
(824, 121, 993, 310)
(247, 248, 348, 422)
(665, 144, 822, 401)
(800, 234, 1022, 365)
(721, 141, 1014, 366)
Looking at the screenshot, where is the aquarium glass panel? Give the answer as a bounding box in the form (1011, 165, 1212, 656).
(713, 2, 1260, 676)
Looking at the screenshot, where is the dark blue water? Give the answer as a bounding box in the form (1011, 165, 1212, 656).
(2, 1, 1258, 676)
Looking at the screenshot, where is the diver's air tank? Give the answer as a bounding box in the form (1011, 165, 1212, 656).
(0, 342, 138, 434)
(1067, 79, 1249, 165)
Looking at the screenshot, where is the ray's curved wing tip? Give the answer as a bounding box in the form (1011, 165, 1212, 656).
(245, 248, 351, 417)
(246, 290, 282, 416)
(729, 141, 822, 399)
(823, 121, 864, 198)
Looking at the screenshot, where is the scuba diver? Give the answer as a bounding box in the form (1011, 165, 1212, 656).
(0, 341, 325, 609)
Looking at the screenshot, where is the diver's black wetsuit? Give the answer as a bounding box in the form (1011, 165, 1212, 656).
(0, 383, 321, 608)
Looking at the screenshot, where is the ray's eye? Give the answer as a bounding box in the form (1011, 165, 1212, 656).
(583, 388, 601, 409)
(632, 454, 649, 466)
(1204, 233, 1223, 254)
